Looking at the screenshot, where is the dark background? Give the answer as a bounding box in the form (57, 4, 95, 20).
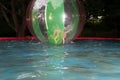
(0, 0, 120, 37)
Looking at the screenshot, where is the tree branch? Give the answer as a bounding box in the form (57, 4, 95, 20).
(11, 0, 19, 32)
(1, 8, 16, 31)
(0, 2, 16, 31)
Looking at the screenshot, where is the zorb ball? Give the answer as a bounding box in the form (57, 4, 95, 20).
(26, 0, 86, 45)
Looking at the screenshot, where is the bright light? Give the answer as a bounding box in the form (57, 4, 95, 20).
(98, 16, 103, 19)
(62, 13, 66, 23)
(49, 13, 53, 20)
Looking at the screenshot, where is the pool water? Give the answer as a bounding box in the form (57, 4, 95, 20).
(0, 40, 120, 80)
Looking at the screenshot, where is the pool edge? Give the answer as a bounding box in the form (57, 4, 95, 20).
(0, 37, 120, 41)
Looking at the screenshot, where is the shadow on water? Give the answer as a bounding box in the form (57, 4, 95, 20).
(0, 40, 120, 80)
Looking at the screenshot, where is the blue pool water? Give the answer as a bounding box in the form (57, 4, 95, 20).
(0, 40, 120, 80)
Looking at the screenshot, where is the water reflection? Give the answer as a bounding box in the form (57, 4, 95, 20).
(38, 45, 65, 80)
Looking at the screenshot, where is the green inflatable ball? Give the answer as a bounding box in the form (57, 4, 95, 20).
(27, 0, 86, 45)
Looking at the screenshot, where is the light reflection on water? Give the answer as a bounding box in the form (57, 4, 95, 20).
(0, 40, 120, 80)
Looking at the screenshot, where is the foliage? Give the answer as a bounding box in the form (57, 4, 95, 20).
(0, 0, 120, 37)
(81, 0, 120, 37)
(0, 0, 31, 37)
